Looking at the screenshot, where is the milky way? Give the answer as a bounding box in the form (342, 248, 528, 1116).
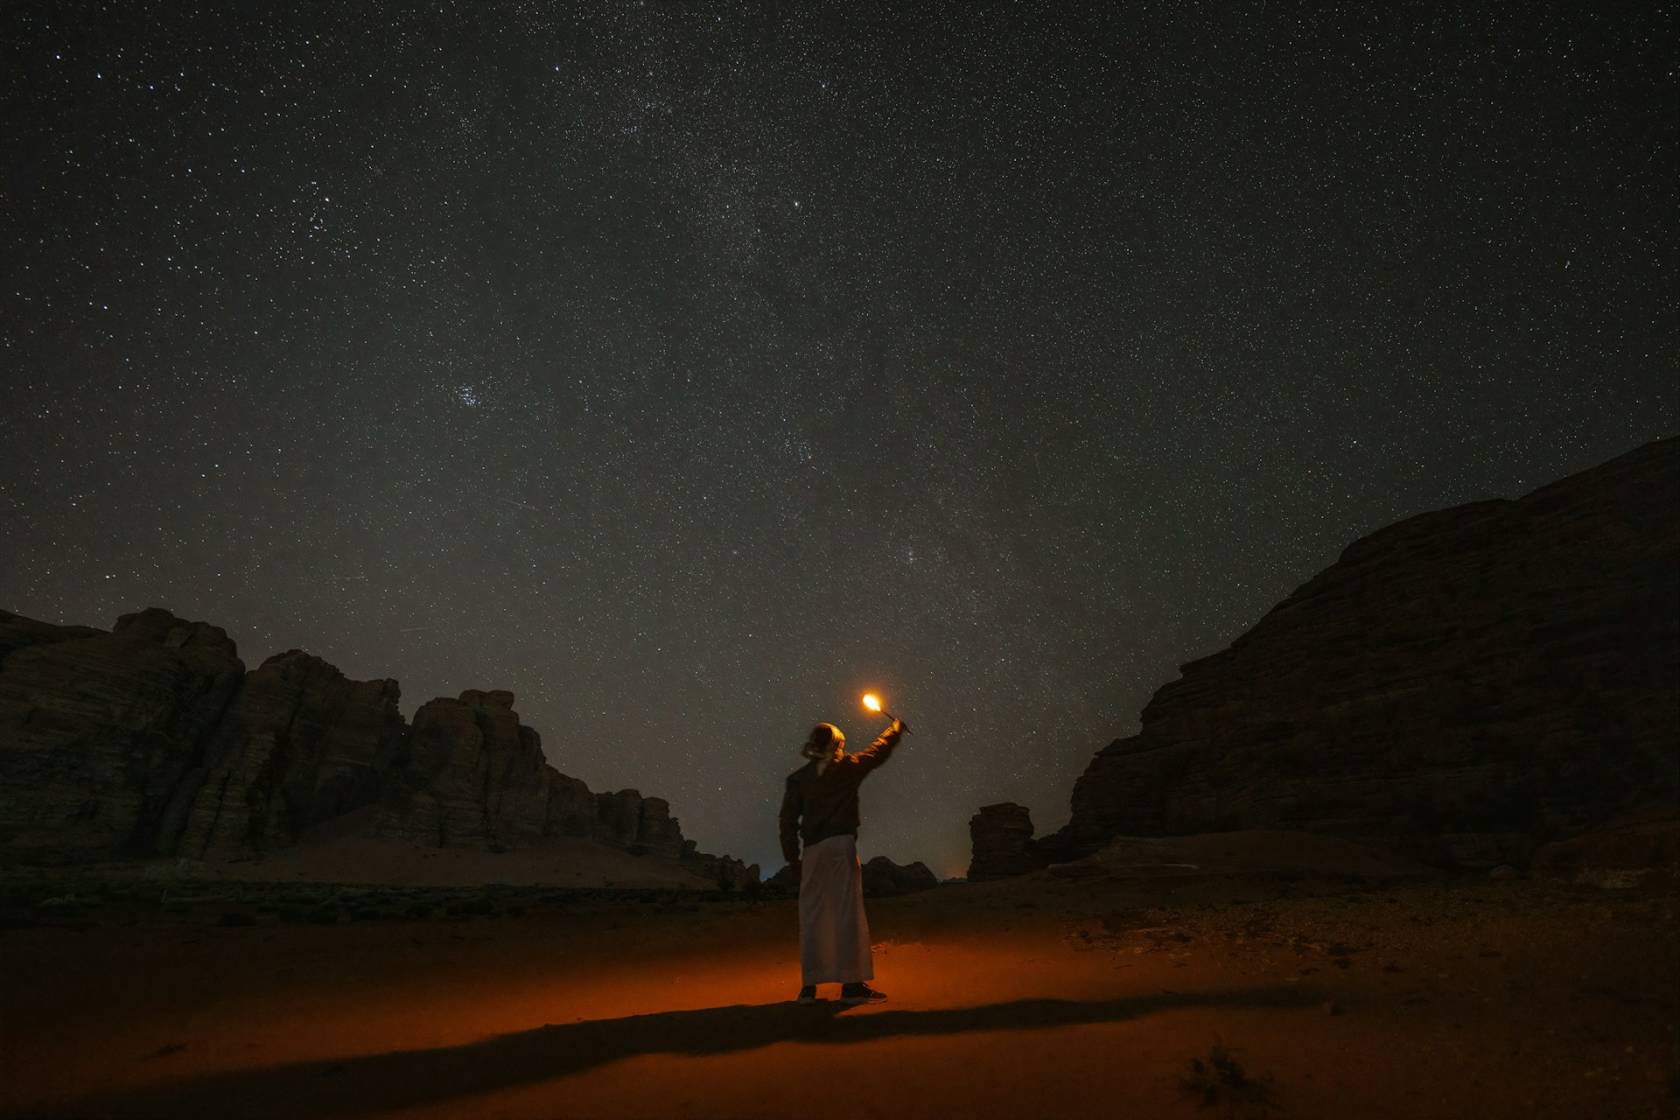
(3, 2, 1674, 875)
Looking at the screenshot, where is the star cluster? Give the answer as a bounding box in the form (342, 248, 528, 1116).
(3, 2, 1674, 875)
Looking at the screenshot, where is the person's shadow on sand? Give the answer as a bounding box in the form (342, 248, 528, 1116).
(39, 986, 1316, 1118)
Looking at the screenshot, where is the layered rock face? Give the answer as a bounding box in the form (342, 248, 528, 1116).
(0, 613, 754, 882)
(162, 650, 406, 859)
(0, 609, 244, 861)
(631, 797, 687, 860)
(978, 437, 1680, 876)
(372, 689, 554, 851)
(593, 788, 647, 849)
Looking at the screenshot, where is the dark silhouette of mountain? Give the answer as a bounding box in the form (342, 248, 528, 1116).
(0, 613, 755, 885)
(972, 437, 1678, 877)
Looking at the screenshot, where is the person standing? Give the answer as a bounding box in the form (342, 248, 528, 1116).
(778, 717, 907, 1005)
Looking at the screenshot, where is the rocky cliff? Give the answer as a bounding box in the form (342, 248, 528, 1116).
(0, 608, 245, 862)
(972, 437, 1679, 877)
(0, 612, 755, 885)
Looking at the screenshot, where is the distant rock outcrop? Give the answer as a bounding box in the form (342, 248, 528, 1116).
(968, 803, 1041, 880)
(677, 844, 756, 890)
(860, 855, 939, 897)
(972, 438, 1680, 877)
(0, 611, 755, 885)
(761, 855, 936, 897)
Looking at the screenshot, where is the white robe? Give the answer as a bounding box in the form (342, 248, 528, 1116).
(798, 833, 872, 985)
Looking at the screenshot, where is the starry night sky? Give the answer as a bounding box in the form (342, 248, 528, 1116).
(3, 2, 1675, 876)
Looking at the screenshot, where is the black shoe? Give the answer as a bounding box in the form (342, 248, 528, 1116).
(840, 983, 886, 1004)
(796, 986, 817, 1005)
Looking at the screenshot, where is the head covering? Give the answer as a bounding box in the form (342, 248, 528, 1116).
(802, 722, 844, 759)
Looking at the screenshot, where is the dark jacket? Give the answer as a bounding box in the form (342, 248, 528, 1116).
(778, 722, 904, 864)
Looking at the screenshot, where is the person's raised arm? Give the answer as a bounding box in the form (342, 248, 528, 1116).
(850, 719, 906, 775)
(778, 776, 803, 867)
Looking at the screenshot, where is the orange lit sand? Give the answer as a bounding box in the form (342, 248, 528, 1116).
(2, 862, 1674, 1118)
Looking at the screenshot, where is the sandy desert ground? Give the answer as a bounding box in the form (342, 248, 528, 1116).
(2, 837, 1675, 1120)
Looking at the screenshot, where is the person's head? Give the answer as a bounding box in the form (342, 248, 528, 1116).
(802, 722, 845, 762)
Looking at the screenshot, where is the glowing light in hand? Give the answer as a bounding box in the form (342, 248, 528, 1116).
(860, 691, 909, 735)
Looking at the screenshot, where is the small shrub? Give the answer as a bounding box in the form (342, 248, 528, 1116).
(1180, 1042, 1276, 1117)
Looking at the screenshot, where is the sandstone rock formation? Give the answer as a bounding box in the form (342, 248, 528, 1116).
(593, 788, 646, 849)
(543, 771, 602, 838)
(372, 689, 556, 851)
(860, 855, 939, 897)
(0, 611, 754, 884)
(968, 803, 1041, 880)
(163, 649, 405, 859)
(0, 608, 244, 862)
(0, 612, 101, 663)
(632, 797, 687, 860)
(973, 437, 1680, 877)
